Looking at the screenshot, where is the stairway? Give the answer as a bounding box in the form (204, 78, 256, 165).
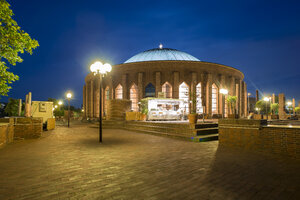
(191, 123, 219, 142)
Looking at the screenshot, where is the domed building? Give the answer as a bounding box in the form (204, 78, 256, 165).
(83, 46, 248, 119)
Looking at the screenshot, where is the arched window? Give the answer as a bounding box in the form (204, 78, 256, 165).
(212, 83, 218, 114)
(162, 82, 172, 98)
(179, 82, 189, 114)
(196, 83, 203, 113)
(145, 83, 155, 97)
(104, 86, 110, 115)
(130, 84, 138, 111)
(115, 84, 123, 99)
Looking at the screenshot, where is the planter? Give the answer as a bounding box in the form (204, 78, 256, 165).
(188, 114, 198, 124)
(228, 114, 239, 119)
(141, 114, 147, 121)
(253, 114, 263, 120)
(271, 114, 279, 119)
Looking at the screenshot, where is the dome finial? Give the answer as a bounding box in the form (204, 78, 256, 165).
(159, 43, 163, 49)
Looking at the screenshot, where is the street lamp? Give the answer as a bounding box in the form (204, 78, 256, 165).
(90, 61, 112, 143)
(220, 88, 228, 119)
(66, 92, 72, 128)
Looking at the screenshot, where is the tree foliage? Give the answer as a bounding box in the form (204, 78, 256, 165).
(226, 95, 237, 114)
(270, 103, 279, 114)
(0, 0, 39, 96)
(255, 100, 270, 114)
(4, 97, 23, 116)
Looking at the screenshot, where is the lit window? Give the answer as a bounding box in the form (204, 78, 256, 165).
(196, 83, 203, 113)
(212, 83, 218, 114)
(115, 84, 123, 99)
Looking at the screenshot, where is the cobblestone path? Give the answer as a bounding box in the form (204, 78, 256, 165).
(0, 124, 299, 200)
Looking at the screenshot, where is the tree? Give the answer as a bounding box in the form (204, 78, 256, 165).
(255, 100, 270, 114)
(295, 107, 300, 115)
(0, 1, 39, 96)
(226, 95, 237, 115)
(270, 103, 279, 114)
(4, 98, 23, 116)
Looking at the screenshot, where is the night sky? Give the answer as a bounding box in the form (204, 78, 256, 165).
(4, 0, 300, 107)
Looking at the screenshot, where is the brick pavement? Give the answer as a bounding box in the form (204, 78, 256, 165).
(0, 124, 299, 200)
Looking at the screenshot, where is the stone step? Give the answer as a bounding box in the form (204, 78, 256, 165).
(125, 124, 195, 136)
(195, 123, 218, 129)
(124, 127, 191, 140)
(191, 134, 219, 142)
(196, 128, 218, 136)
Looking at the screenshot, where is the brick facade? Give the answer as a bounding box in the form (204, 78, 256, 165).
(219, 119, 300, 159)
(84, 60, 247, 119)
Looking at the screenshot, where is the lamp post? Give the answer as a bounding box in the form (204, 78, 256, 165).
(247, 93, 251, 115)
(220, 88, 228, 119)
(66, 92, 72, 127)
(90, 61, 112, 143)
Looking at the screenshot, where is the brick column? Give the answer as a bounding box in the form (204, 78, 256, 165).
(90, 79, 94, 118)
(235, 82, 240, 116)
(200, 73, 206, 112)
(86, 81, 89, 118)
(219, 75, 226, 115)
(95, 78, 100, 118)
(138, 72, 143, 102)
(292, 98, 296, 115)
(122, 74, 128, 99)
(83, 85, 86, 118)
(278, 93, 285, 120)
(206, 74, 212, 116)
(239, 80, 243, 117)
(173, 72, 179, 99)
(243, 81, 247, 117)
(191, 72, 197, 113)
(155, 72, 161, 97)
(108, 75, 113, 100)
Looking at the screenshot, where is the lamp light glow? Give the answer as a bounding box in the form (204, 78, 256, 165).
(58, 101, 63, 105)
(220, 88, 228, 95)
(263, 97, 270, 102)
(287, 101, 292, 106)
(66, 92, 72, 99)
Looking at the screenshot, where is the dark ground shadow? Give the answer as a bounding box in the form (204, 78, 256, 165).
(200, 145, 300, 200)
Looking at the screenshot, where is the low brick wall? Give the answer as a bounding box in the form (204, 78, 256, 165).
(47, 118, 55, 130)
(219, 119, 300, 159)
(0, 117, 43, 139)
(0, 123, 14, 148)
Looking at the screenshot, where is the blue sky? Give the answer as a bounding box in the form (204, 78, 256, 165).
(4, 0, 300, 107)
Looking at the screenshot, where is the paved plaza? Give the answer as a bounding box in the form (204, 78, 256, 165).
(0, 124, 299, 200)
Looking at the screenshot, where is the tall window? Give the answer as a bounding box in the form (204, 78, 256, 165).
(115, 84, 123, 99)
(162, 82, 172, 98)
(145, 83, 155, 97)
(196, 83, 203, 113)
(130, 84, 138, 111)
(212, 83, 218, 114)
(179, 82, 189, 114)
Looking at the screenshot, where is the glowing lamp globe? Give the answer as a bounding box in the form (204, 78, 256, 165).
(220, 88, 228, 95)
(66, 93, 72, 99)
